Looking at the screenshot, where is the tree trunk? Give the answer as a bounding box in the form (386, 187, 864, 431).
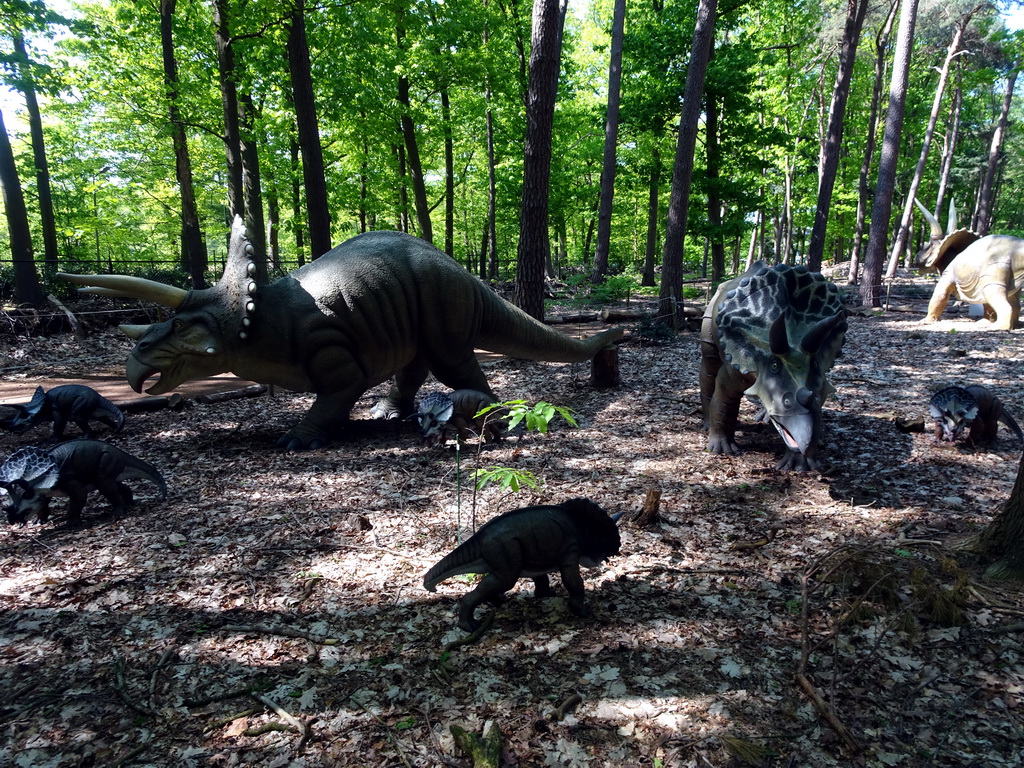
(515, 0, 568, 321)
(658, 0, 717, 329)
(485, 93, 498, 280)
(972, 447, 1024, 581)
(395, 7, 433, 245)
(885, 8, 977, 277)
(849, 0, 898, 286)
(287, 0, 331, 258)
(641, 140, 662, 287)
(706, 69, 725, 287)
(212, 0, 243, 219)
(934, 75, 962, 220)
(239, 89, 268, 283)
(976, 66, 1018, 236)
(0, 108, 44, 307)
(12, 33, 59, 275)
(289, 136, 305, 266)
(160, 0, 208, 288)
(441, 88, 455, 256)
(590, 0, 626, 284)
(806, 0, 869, 273)
(860, 0, 919, 308)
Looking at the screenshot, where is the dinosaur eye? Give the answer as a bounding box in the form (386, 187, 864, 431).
(769, 358, 782, 374)
(173, 320, 184, 331)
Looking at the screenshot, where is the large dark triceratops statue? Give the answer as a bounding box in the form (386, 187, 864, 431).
(915, 199, 1024, 330)
(59, 218, 623, 449)
(700, 262, 847, 471)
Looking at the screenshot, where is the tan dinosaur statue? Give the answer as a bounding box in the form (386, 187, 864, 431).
(915, 199, 1024, 330)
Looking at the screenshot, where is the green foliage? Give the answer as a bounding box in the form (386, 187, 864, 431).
(471, 466, 541, 493)
(484, 399, 579, 435)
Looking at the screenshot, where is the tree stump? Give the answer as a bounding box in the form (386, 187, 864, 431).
(450, 722, 502, 768)
(590, 345, 620, 388)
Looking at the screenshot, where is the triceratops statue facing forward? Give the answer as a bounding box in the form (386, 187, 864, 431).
(59, 218, 623, 449)
(700, 262, 847, 471)
(915, 199, 1024, 330)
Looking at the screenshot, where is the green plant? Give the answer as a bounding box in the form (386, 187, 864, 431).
(471, 466, 541, 492)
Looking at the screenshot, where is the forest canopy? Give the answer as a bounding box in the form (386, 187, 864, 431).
(0, 0, 1022, 297)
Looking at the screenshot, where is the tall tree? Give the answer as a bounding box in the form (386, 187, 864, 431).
(849, 0, 898, 286)
(211, 0, 242, 219)
(0, 108, 44, 307)
(515, 0, 568, 320)
(885, 4, 981, 277)
(860, 0, 919, 308)
(287, 0, 331, 258)
(11, 31, 59, 274)
(806, 0, 869, 273)
(590, 0, 626, 284)
(658, 0, 716, 328)
(975, 64, 1018, 235)
(395, 4, 433, 244)
(159, 0, 208, 288)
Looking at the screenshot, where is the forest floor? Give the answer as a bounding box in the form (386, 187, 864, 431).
(0, 280, 1023, 768)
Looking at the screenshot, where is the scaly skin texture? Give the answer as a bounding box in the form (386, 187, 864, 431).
(1, 440, 166, 526)
(930, 385, 1024, 447)
(7, 385, 124, 439)
(924, 237, 1024, 330)
(423, 498, 620, 632)
(61, 219, 624, 450)
(700, 262, 846, 471)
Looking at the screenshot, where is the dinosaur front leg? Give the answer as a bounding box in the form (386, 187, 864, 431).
(277, 391, 359, 450)
(705, 366, 746, 456)
(558, 560, 590, 618)
(925, 273, 956, 322)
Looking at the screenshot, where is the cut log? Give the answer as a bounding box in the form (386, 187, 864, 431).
(195, 385, 268, 404)
(590, 345, 620, 388)
(600, 307, 646, 322)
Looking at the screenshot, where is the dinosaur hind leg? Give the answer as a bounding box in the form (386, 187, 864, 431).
(429, 353, 494, 397)
(372, 357, 430, 420)
(981, 283, 1017, 330)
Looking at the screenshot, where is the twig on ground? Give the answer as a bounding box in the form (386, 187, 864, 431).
(349, 694, 414, 768)
(183, 687, 254, 708)
(552, 693, 582, 721)
(221, 623, 339, 645)
(795, 672, 862, 753)
(113, 742, 149, 767)
(148, 646, 178, 708)
(112, 650, 155, 718)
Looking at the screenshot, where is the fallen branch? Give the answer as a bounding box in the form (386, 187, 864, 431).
(221, 623, 339, 645)
(349, 695, 413, 768)
(113, 743, 149, 768)
(47, 294, 85, 340)
(251, 692, 310, 752)
(795, 672, 862, 753)
(148, 646, 178, 709)
(112, 650, 155, 718)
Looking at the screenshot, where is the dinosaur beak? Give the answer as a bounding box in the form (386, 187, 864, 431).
(770, 412, 815, 455)
(126, 355, 161, 394)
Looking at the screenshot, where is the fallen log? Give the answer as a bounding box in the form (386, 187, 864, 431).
(195, 384, 268, 404)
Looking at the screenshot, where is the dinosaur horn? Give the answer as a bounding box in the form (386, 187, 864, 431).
(946, 198, 958, 235)
(119, 324, 153, 340)
(913, 198, 943, 240)
(57, 273, 188, 309)
(769, 313, 790, 356)
(801, 311, 845, 355)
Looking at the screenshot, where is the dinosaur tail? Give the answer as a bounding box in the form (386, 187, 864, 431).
(1000, 409, 1024, 444)
(476, 289, 624, 362)
(101, 399, 126, 433)
(422, 539, 488, 592)
(121, 456, 168, 499)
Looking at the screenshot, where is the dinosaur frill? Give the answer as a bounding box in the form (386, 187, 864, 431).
(714, 264, 846, 407)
